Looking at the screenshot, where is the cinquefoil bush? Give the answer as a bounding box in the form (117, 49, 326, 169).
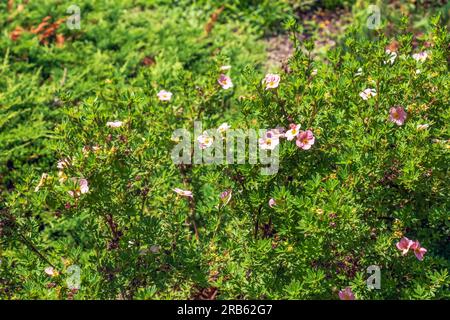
(1, 13, 448, 299)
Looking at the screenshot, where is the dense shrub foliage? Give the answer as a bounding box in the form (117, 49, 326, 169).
(1, 1, 449, 299)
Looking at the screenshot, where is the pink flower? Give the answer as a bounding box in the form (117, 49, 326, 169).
(157, 90, 172, 101)
(296, 130, 315, 150)
(217, 123, 231, 134)
(389, 106, 407, 126)
(106, 121, 123, 128)
(396, 237, 414, 256)
(197, 131, 214, 149)
(359, 88, 377, 100)
(285, 123, 301, 141)
(218, 74, 233, 90)
(338, 287, 355, 300)
(220, 189, 232, 206)
(259, 130, 280, 150)
(173, 188, 193, 198)
(411, 241, 427, 261)
(268, 198, 276, 208)
(412, 51, 428, 63)
(68, 178, 89, 197)
(44, 267, 57, 277)
(262, 74, 280, 89)
(79, 179, 89, 194)
(57, 157, 71, 170)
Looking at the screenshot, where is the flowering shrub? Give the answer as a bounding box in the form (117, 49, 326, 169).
(209, 17, 448, 299)
(1, 2, 449, 300)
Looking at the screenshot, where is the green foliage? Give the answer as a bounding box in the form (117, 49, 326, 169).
(1, 0, 449, 300)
